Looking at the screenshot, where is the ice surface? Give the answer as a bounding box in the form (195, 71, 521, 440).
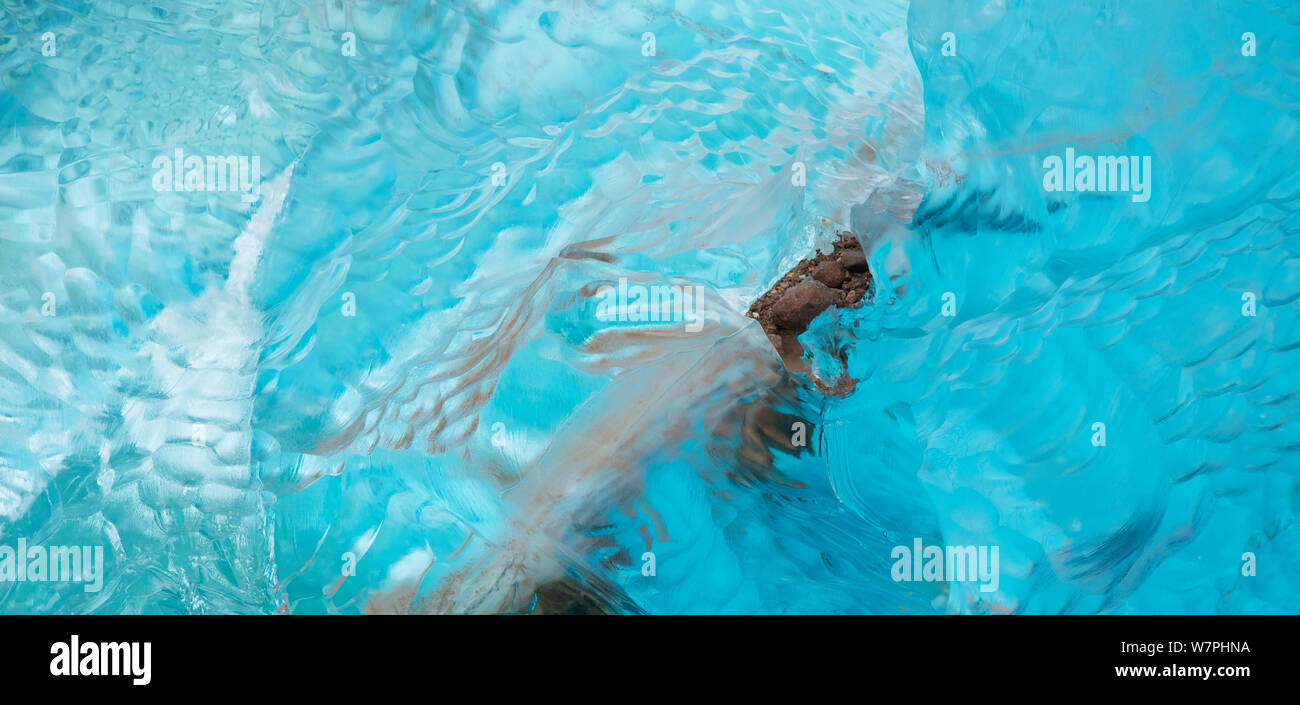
(0, 0, 1297, 613)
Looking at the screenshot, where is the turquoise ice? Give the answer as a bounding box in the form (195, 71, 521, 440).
(0, 0, 1297, 613)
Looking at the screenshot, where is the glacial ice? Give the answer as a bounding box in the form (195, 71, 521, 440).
(0, 0, 1297, 614)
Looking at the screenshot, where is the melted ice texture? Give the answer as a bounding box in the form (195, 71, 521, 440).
(0, 0, 1297, 613)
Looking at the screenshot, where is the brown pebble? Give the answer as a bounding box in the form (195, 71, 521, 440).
(811, 259, 846, 288)
(841, 248, 867, 273)
(771, 279, 840, 330)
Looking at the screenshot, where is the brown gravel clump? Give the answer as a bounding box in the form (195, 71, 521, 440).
(746, 231, 871, 336)
(745, 231, 872, 394)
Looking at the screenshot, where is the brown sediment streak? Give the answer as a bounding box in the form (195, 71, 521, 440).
(358, 233, 879, 613)
(447, 532, 474, 560)
(957, 90, 1204, 162)
(641, 501, 672, 544)
(559, 247, 617, 263)
(362, 553, 438, 615)
(376, 296, 780, 613)
(965, 126, 1146, 160)
(311, 254, 566, 457)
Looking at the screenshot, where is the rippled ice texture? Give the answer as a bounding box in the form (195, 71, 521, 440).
(0, 0, 1297, 614)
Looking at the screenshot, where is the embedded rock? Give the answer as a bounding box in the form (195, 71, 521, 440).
(772, 279, 840, 330)
(811, 259, 847, 288)
(841, 247, 868, 273)
(745, 230, 873, 395)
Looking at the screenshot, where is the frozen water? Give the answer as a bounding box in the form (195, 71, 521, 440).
(0, 0, 1297, 613)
